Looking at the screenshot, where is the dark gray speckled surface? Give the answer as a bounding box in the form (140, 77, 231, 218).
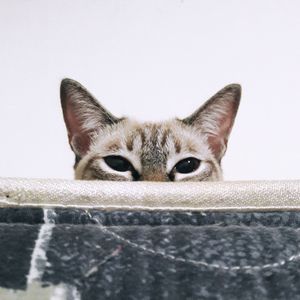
(1, 208, 300, 299)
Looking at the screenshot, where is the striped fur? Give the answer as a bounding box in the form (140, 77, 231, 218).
(61, 79, 241, 181)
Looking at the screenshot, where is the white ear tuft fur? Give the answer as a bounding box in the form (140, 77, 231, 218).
(182, 84, 241, 161)
(60, 78, 119, 158)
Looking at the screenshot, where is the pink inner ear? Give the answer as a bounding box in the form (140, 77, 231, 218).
(207, 134, 227, 160)
(71, 133, 92, 157)
(207, 103, 236, 160)
(65, 102, 92, 157)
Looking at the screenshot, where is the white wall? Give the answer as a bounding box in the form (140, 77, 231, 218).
(1, 0, 300, 180)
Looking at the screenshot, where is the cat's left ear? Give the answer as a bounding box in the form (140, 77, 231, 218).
(182, 84, 241, 161)
(60, 78, 120, 159)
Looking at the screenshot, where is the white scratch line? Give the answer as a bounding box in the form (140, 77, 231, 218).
(27, 208, 55, 284)
(50, 285, 66, 300)
(50, 284, 81, 300)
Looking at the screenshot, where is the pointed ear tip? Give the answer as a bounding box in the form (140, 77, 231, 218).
(223, 83, 242, 101)
(225, 83, 241, 91)
(60, 78, 78, 89)
(60, 78, 84, 101)
(60, 79, 74, 104)
(226, 83, 241, 92)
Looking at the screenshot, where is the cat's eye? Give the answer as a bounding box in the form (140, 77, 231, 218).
(104, 156, 133, 172)
(174, 157, 201, 174)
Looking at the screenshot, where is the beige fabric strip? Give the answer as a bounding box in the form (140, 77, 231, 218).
(0, 177, 300, 211)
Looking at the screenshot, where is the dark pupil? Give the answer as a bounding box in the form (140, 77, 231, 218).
(104, 156, 132, 172)
(175, 158, 200, 174)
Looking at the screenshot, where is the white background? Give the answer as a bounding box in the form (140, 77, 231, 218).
(1, 0, 300, 180)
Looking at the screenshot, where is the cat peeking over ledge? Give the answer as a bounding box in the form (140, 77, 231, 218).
(61, 79, 241, 181)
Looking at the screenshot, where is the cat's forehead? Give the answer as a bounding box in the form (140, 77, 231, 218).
(91, 119, 212, 159)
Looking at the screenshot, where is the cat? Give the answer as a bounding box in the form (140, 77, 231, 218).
(61, 79, 241, 181)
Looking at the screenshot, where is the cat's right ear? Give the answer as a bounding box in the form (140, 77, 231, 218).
(182, 84, 241, 161)
(60, 78, 119, 158)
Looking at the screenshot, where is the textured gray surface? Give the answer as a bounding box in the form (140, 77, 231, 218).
(43, 224, 300, 300)
(1, 208, 300, 299)
(1, 178, 300, 299)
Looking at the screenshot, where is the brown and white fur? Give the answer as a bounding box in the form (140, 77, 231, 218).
(61, 79, 241, 181)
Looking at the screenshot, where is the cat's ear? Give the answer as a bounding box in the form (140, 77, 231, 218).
(60, 78, 119, 158)
(182, 84, 241, 161)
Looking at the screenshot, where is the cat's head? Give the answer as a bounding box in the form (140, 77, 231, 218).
(61, 79, 241, 181)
